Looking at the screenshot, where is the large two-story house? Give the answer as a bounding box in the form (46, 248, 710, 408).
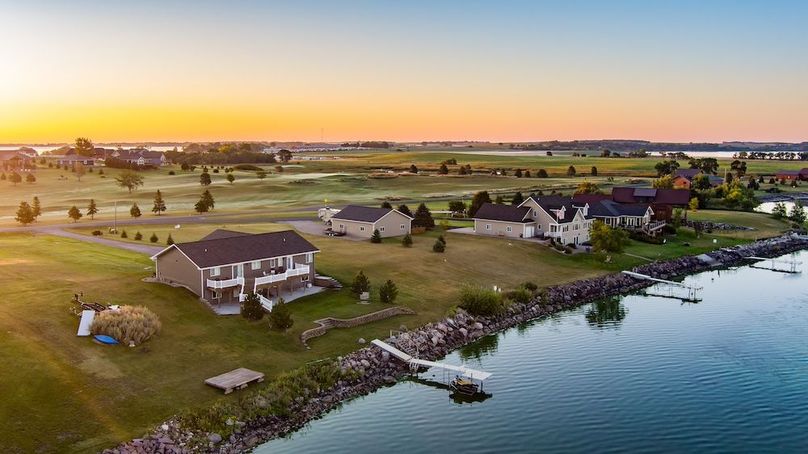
(151, 229, 319, 311)
(472, 195, 594, 245)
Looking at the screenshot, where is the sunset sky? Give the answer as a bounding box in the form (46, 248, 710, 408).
(1, 0, 807, 143)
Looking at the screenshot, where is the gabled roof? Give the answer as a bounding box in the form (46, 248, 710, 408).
(590, 200, 651, 217)
(153, 230, 319, 269)
(611, 187, 690, 205)
(473, 203, 532, 222)
(331, 205, 412, 223)
(521, 195, 592, 222)
(674, 168, 701, 179)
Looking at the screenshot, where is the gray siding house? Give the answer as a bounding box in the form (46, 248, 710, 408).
(329, 205, 413, 238)
(151, 229, 319, 310)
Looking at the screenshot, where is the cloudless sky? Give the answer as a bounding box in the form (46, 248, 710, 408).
(1, 0, 806, 143)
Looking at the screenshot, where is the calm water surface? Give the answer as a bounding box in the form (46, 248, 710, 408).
(259, 251, 808, 453)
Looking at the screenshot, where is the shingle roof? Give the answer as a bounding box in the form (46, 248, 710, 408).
(527, 195, 592, 221)
(473, 203, 532, 222)
(200, 229, 250, 241)
(590, 200, 650, 217)
(674, 168, 701, 179)
(160, 230, 319, 268)
(611, 187, 690, 205)
(331, 205, 406, 222)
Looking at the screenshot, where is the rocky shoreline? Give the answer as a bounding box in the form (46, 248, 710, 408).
(104, 233, 808, 454)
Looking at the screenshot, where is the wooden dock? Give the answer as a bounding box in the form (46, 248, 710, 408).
(205, 368, 265, 394)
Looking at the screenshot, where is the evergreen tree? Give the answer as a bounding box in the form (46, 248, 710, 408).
(86, 199, 98, 219)
(15, 201, 35, 225)
(537, 169, 549, 178)
(524, 170, 532, 178)
(200, 171, 211, 186)
(379, 280, 399, 304)
(31, 196, 41, 219)
(202, 190, 215, 210)
(370, 229, 382, 243)
(268, 298, 293, 331)
(511, 191, 524, 206)
(432, 239, 446, 253)
(458, 166, 468, 175)
(25, 173, 36, 183)
(567, 165, 577, 177)
(468, 190, 492, 217)
(130, 202, 142, 218)
(495, 195, 505, 204)
(591, 166, 598, 176)
(514, 169, 523, 178)
(67, 206, 82, 223)
(409, 164, 418, 174)
(240, 293, 265, 321)
(402, 233, 413, 247)
(120, 229, 128, 238)
(413, 203, 435, 229)
(9, 172, 21, 185)
(149, 232, 159, 243)
(381, 201, 393, 209)
(438, 163, 449, 174)
(152, 190, 166, 216)
(226, 173, 235, 184)
(397, 204, 413, 218)
(166, 234, 174, 245)
(771, 202, 788, 219)
(351, 270, 371, 296)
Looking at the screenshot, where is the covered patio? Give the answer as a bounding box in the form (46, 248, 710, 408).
(206, 284, 327, 316)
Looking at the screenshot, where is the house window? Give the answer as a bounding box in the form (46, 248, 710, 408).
(306, 253, 313, 263)
(360, 226, 365, 232)
(269, 258, 277, 268)
(232, 289, 239, 298)
(485, 224, 491, 230)
(400, 224, 405, 230)
(212, 291, 221, 300)
(506, 226, 512, 232)
(302, 274, 309, 281)
(380, 226, 385, 232)
(251, 261, 261, 270)
(211, 267, 221, 276)
(533, 210, 538, 217)
(339, 224, 345, 229)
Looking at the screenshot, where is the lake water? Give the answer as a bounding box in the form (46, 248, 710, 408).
(756, 201, 807, 216)
(258, 250, 808, 453)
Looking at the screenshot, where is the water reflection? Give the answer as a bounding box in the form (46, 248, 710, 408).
(457, 334, 499, 361)
(585, 296, 627, 329)
(407, 376, 493, 404)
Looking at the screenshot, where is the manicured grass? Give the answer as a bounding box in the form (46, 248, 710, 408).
(0, 225, 620, 452)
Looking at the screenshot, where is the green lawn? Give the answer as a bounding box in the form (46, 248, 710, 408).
(1, 224, 624, 452)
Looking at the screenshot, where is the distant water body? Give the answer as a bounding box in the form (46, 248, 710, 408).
(258, 251, 808, 453)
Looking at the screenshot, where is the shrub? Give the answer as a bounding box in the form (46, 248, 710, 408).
(459, 284, 504, 316)
(269, 298, 293, 331)
(240, 293, 265, 321)
(521, 281, 538, 292)
(134, 231, 143, 241)
(402, 233, 413, 247)
(379, 280, 398, 304)
(351, 271, 370, 296)
(437, 234, 446, 245)
(432, 239, 445, 253)
(370, 229, 382, 243)
(234, 164, 261, 171)
(91, 230, 103, 236)
(149, 233, 159, 243)
(168, 170, 176, 175)
(505, 286, 532, 305)
(90, 305, 161, 346)
(120, 230, 128, 238)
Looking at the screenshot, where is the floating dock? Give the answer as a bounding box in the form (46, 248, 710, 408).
(371, 339, 492, 381)
(205, 368, 265, 394)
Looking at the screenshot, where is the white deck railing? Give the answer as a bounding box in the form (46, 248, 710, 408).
(253, 265, 311, 287)
(206, 276, 244, 289)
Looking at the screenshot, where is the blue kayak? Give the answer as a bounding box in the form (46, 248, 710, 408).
(94, 335, 119, 345)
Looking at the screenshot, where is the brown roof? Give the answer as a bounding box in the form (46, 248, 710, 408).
(157, 230, 319, 268)
(473, 203, 532, 222)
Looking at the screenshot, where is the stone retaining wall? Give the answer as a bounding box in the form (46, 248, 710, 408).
(300, 306, 416, 346)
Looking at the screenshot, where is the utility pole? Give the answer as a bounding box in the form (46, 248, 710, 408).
(113, 200, 117, 233)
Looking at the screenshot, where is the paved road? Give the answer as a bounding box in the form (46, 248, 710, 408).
(38, 228, 164, 255)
